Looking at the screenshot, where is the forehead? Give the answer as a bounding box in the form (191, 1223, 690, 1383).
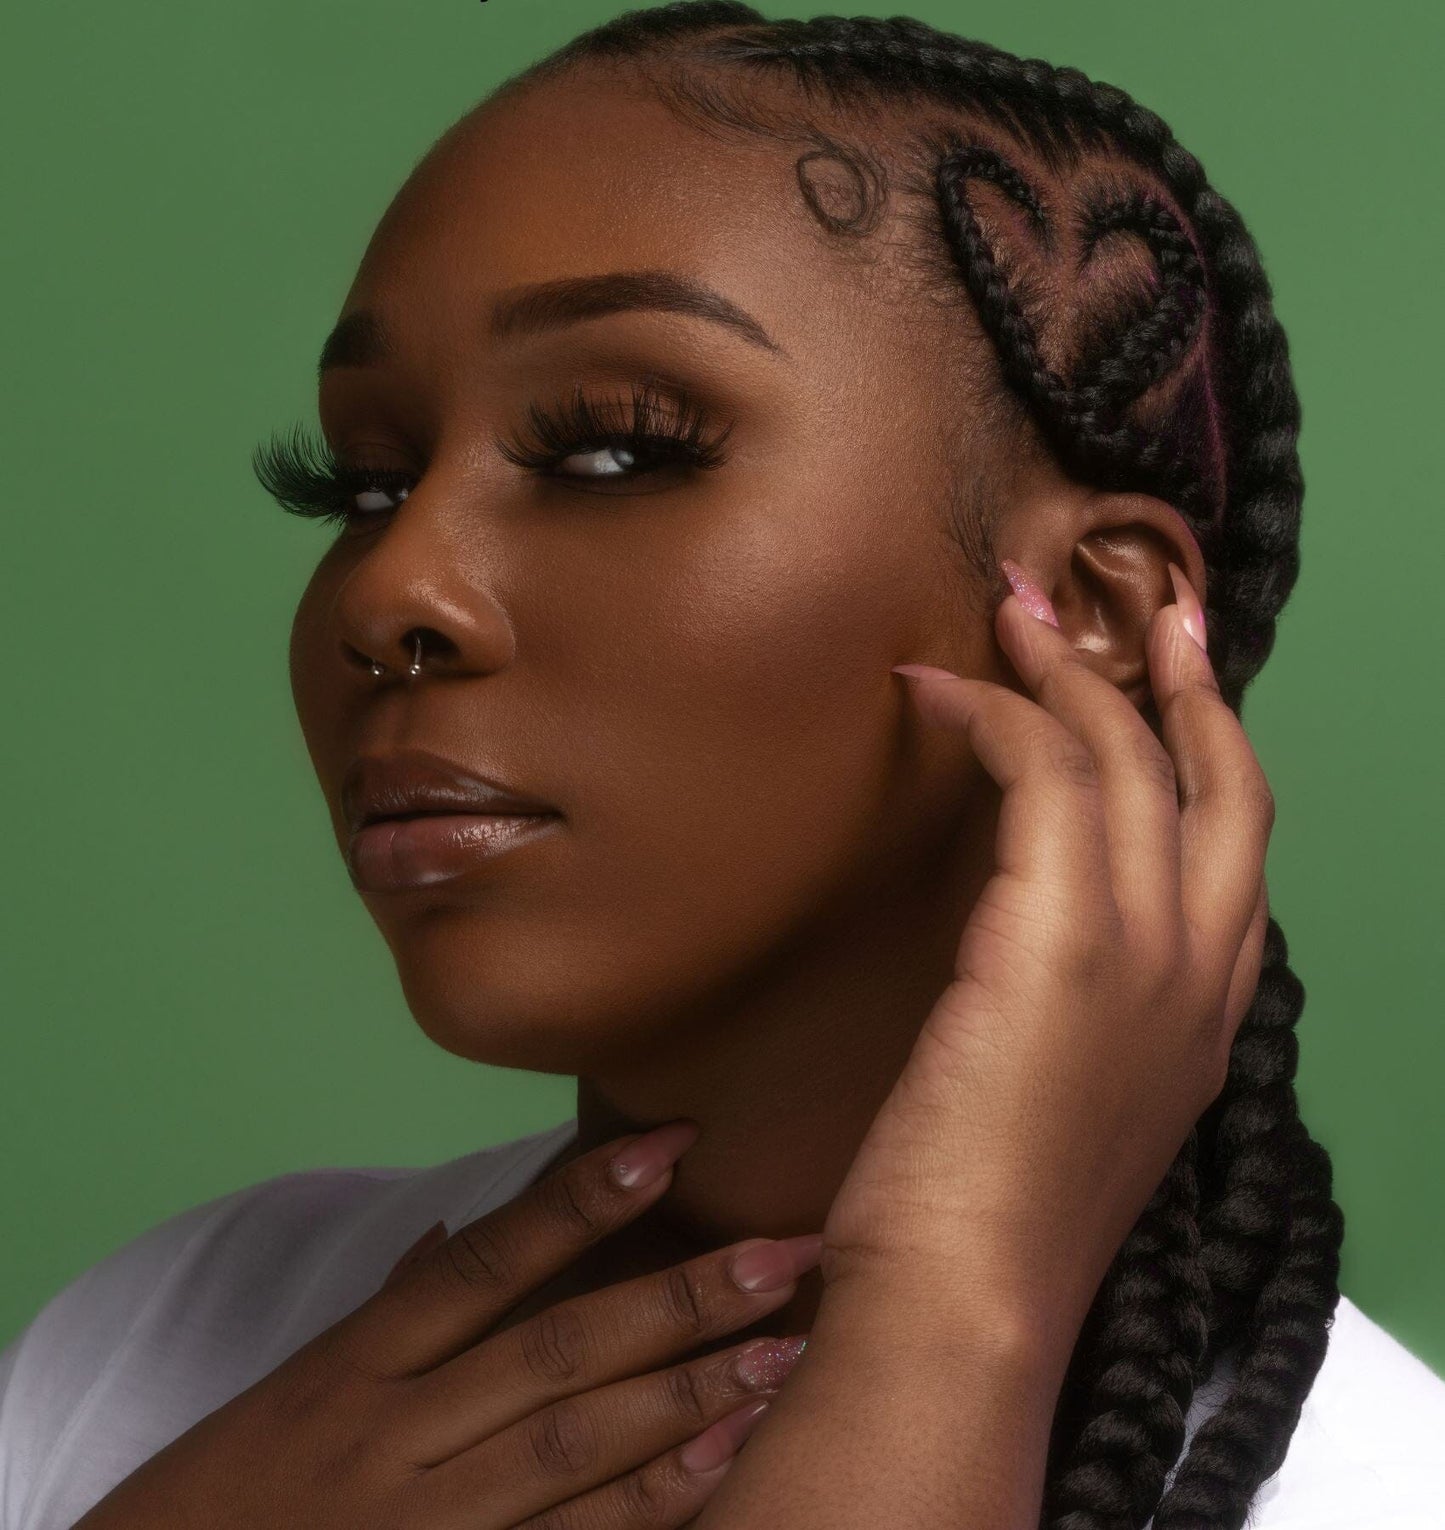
(341, 70, 892, 365)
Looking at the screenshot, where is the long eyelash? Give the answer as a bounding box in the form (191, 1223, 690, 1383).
(250, 422, 412, 528)
(252, 378, 732, 529)
(495, 377, 733, 474)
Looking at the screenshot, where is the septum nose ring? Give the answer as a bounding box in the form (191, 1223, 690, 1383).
(369, 634, 424, 680)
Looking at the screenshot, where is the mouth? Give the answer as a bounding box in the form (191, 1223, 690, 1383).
(345, 809, 561, 893)
(360, 807, 551, 827)
(340, 748, 561, 890)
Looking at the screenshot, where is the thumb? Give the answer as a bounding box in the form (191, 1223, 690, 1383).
(380, 1220, 449, 1291)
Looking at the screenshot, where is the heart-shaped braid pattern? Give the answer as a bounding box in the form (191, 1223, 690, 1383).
(934, 142, 1211, 514)
(507, 9, 1345, 1529)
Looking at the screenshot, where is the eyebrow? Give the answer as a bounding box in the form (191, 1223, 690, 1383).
(316, 269, 785, 379)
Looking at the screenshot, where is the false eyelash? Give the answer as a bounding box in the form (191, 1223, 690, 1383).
(250, 422, 413, 529)
(252, 378, 733, 530)
(493, 376, 734, 476)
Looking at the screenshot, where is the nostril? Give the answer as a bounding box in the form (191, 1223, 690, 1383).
(342, 641, 382, 674)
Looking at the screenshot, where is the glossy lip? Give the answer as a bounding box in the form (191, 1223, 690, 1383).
(341, 748, 559, 835)
(345, 810, 562, 893)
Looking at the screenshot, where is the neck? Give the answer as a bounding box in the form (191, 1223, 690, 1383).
(546, 836, 989, 1343)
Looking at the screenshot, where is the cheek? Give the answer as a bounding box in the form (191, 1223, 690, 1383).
(388, 659, 899, 1072)
(402, 536, 919, 1058)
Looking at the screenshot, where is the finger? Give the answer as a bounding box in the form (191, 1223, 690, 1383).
(319, 1120, 701, 1379)
(893, 651, 1112, 909)
(507, 1398, 771, 1530)
(427, 1333, 799, 1524)
(381, 1221, 449, 1292)
(989, 589, 1184, 937)
(398, 1235, 822, 1462)
(1146, 573, 1276, 978)
(1221, 873, 1270, 1047)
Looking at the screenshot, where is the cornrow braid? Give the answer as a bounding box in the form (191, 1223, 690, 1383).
(505, 8, 1345, 1528)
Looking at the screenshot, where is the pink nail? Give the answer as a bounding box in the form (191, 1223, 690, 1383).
(1167, 563, 1208, 653)
(607, 1119, 701, 1191)
(729, 1234, 826, 1293)
(1000, 559, 1061, 628)
(680, 1398, 772, 1474)
(734, 1334, 810, 1391)
(892, 663, 962, 681)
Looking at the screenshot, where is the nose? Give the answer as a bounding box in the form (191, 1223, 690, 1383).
(341, 628, 446, 681)
(327, 472, 518, 685)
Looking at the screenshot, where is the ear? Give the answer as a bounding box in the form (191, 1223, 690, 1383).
(1000, 463, 1207, 714)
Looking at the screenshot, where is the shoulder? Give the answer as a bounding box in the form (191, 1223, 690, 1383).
(1224, 1294, 1445, 1529)
(0, 1117, 577, 1530)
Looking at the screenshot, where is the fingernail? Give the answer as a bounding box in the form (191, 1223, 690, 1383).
(1001, 558, 1061, 628)
(892, 663, 962, 681)
(734, 1334, 810, 1391)
(1168, 563, 1208, 653)
(729, 1233, 826, 1293)
(607, 1119, 701, 1191)
(680, 1398, 772, 1474)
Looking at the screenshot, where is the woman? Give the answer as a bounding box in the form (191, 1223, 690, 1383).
(3, 4, 1442, 1527)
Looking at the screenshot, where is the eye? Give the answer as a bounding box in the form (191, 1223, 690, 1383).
(495, 378, 733, 493)
(351, 477, 411, 513)
(552, 442, 684, 481)
(562, 446, 633, 478)
(250, 423, 417, 532)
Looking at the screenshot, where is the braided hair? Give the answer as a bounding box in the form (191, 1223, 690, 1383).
(497, 7, 1346, 1526)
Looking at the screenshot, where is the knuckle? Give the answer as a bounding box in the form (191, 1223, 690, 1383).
(537, 1166, 611, 1243)
(1041, 735, 1101, 792)
(441, 1220, 512, 1297)
(519, 1306, 590, 1385)
(527, 1399, 597, 1479)
(1176, 674, 1223, 710)
(657, 1263, 707, 1338)
(664, 1360, 711, 1428)
(1127, 733, 1179, 797)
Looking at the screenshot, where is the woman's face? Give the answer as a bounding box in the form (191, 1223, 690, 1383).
(289, 70, 997, 1073)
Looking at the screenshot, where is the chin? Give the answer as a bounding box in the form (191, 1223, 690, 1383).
(383, 922, 670, 1075)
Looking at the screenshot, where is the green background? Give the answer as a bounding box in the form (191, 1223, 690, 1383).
(4, 1, 1441, 1370)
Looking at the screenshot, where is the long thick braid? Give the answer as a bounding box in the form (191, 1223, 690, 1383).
(1154, 933, 1344, 1528)
(1043, 1135, 1211, 1530)
(1193, 919, 1309, 1357)
(509, 9, 1345, 1529)
(1161, 1125, 1343, 1528)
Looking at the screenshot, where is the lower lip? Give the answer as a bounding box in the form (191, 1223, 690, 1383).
(346, 812, 560, 892)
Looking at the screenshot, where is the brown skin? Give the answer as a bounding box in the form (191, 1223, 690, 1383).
(297, 67, 1203, 1329)
(282, 66, 1266, 1525)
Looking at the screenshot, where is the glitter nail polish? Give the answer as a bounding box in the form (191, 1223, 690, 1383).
(1000, 558, 1061, 628)
(734, 1334, 809, 1391)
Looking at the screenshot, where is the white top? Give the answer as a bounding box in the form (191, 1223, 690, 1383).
(1, 1117, 1441, 1529)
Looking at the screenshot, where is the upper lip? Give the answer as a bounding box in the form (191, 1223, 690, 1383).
(342, 749, 558, 833)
